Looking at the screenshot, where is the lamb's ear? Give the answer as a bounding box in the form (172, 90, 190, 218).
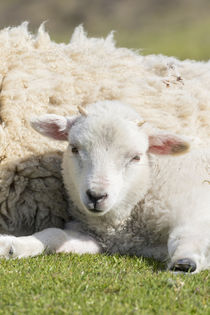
(148, 133, 190, 155)
(30, 114, 76, 141)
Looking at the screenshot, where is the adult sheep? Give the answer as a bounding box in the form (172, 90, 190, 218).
(0, 22, 209, 237)
(0, 100, 209, 273)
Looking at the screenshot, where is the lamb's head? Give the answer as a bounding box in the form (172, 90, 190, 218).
(31, 101, 189, 218)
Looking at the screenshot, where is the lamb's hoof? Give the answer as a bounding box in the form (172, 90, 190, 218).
(8, 246, 14, 256)
(0, 237, 15, 259)
(170, 258, 196, 273)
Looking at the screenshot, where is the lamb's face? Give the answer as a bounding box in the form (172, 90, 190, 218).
(31, 100, 190, 217)
(63, 115, 150, 216)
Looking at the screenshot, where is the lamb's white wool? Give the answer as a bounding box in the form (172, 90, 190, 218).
(0, 100, 209, 273)
(0, 22, 209, 242)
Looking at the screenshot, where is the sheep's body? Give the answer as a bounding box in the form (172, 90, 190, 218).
(0, 23, 209, 238)
(0, 100, 209, 273)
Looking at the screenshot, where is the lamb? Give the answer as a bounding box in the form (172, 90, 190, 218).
(0, 22, 209, 239)
(0, 100, 209, 273)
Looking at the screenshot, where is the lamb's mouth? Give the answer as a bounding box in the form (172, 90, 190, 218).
(88, 207, 105, 214)
(83, 203, 108, 215)
(86, 204, 107, 215)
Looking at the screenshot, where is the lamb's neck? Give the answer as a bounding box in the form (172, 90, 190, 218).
(103, 204, 134, 227)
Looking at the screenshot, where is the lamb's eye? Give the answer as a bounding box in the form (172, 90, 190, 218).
(71, 147, 79, 154)
(131, 155, 141, 162)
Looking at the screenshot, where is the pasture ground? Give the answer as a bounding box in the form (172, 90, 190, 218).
(0, 254, 209, 314)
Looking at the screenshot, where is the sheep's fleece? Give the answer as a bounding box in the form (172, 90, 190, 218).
(0, 22, 209, 236)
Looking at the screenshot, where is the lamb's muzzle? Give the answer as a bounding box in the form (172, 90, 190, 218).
(86, 189, 108, 213)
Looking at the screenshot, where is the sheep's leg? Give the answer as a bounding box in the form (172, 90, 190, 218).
(0, 224, 101, 259)
(57, 221, 101, 254)
(167, 223, 210, 273)
(0, 228, 68, 258)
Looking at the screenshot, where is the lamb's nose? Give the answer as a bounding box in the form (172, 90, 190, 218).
(86, 189, 108, 204)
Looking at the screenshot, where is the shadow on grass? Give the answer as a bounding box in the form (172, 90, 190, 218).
(104, 252, 166, 273)
(141, 256, 166, 273)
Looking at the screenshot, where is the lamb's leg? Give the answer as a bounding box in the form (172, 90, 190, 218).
(0, 228, 68, 258)
(56, 222, 101, 254)
(168, 222, 210, 273)
(0, 223, 101, 259)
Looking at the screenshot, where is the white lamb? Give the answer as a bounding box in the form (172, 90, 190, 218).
(0, 100, 209, 273)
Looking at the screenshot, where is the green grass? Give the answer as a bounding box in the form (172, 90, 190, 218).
(115, 18, 210, 61)
(0, 254, 209, 314)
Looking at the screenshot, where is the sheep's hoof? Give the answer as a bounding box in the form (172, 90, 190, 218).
(8, 246, 14, 256)
(170, 258, 196, 273)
